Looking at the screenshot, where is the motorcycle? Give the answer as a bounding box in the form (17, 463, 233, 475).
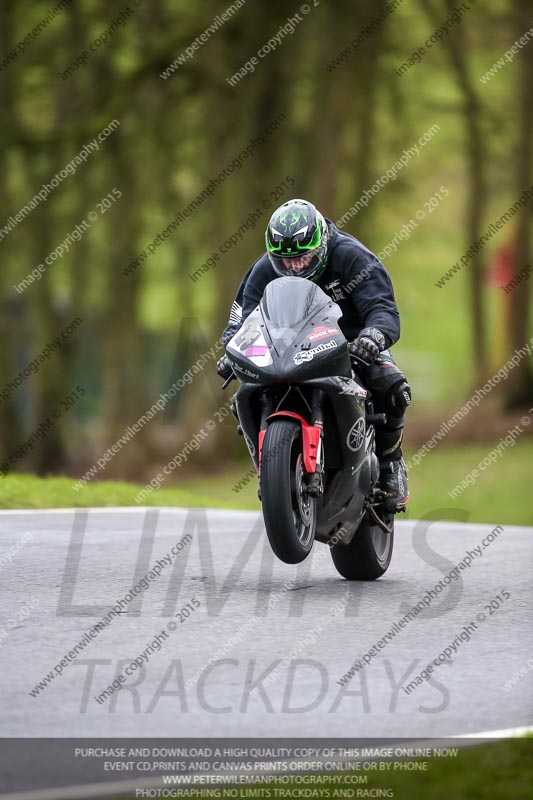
(223, 276, 395, 580)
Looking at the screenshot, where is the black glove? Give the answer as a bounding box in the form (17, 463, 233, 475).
(349, 327, 386, 364)
(216, 354, 233, 380)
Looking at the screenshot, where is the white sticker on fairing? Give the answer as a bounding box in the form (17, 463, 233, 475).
(228, 319, 273, 367)
(243, 433, 256, 458)
(294, 350, 314, 364)
(244, 340, 273, 367)
(234, 365, 260, 380)
(307, 325, 341, 342)
(293, 339, 337, 365)
(337, 377, 367, 397)
(229, 319, 260, 353)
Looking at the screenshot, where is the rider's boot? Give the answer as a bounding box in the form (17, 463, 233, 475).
(379, 457, 409, 511)
(376, 424, 409, 511)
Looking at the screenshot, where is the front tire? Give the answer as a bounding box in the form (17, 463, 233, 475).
(260, 420, 316, 564)
(330, 510, 394, 580)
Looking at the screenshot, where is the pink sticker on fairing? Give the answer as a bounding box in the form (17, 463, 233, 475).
(245, 345, 269, 356)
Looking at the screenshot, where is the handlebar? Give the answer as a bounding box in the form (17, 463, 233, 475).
(349, 352, 374, 368)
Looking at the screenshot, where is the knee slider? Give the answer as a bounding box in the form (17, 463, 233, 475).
(388, 379, 411, 413)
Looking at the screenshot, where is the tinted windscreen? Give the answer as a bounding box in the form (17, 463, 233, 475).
(260, 277, 332, 328)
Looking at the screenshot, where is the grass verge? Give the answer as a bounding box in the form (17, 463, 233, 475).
(0, 441, 532, 526)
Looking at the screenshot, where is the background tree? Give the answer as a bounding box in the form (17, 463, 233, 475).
(0, 0, 531, 483)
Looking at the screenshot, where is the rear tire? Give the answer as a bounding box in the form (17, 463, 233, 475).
(260, 420, 316, 564)
(330, 510, 394, 580)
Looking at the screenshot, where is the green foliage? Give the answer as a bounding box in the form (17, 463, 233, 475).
(1, 439, 532, 525)
(0, 0, 531, 477)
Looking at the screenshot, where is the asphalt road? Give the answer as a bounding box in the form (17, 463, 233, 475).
(1, 507, 532, 741)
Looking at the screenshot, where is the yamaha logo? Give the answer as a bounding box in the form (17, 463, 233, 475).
(346, 417, 365, 452)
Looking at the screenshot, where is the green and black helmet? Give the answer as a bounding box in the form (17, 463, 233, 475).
(265, 199, 329, 281)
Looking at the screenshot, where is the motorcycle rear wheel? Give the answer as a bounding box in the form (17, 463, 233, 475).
(330, 510, 394, 580)
(260, 420, 316, 564)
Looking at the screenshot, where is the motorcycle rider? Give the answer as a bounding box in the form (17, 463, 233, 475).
(217, 198, 411, 511)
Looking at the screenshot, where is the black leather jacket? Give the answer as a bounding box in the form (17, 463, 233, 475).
(222, 221, 400, 348)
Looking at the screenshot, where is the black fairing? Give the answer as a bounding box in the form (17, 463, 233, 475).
(226, 277, 372, 543)
(226, 277, 352, 382)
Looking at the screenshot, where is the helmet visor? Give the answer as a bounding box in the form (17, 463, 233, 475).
(270, 245, 325, 280)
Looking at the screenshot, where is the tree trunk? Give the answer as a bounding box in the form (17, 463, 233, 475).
(419, 0, 488, 381)
(505, 0, 533, 407)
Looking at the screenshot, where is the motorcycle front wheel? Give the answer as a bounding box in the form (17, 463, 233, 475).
(260, 420, 316, 564)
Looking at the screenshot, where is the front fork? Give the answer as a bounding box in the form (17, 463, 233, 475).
(257, 391, 273, 473)
(307, 389, 325, 497)
(257, 388, 325, 497)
